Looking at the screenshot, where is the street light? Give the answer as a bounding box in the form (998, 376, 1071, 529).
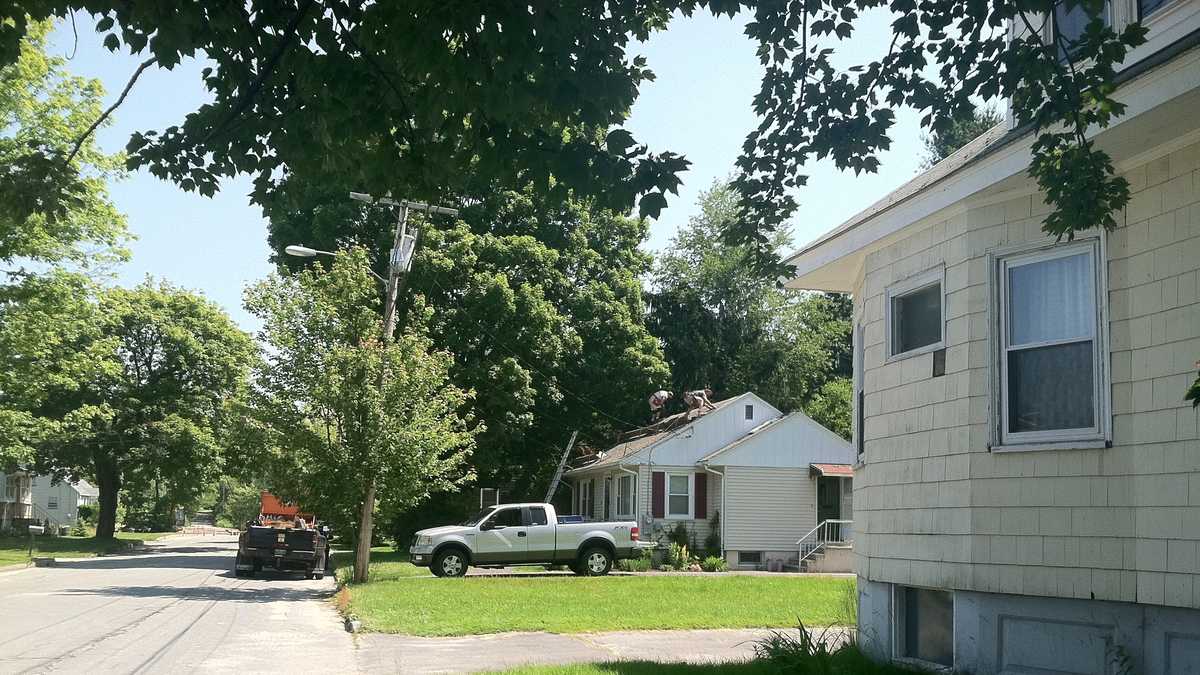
(284, 244, 334, 258)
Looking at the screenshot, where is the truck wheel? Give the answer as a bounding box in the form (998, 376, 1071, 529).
(579, 547, 612, 576)
(433, 548, 468, 577)
(233, 556, 245, 578)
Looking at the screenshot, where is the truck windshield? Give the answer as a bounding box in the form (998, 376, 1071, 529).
(461, 507, 496, 527)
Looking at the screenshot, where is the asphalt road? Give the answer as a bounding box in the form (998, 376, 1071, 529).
(0, 533, 355, 674)
(0, 533, 816, 673)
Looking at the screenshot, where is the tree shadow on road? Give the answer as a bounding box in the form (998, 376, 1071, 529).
(56, 581, 334, 604)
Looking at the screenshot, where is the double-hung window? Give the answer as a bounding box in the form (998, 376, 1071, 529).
(998, 241, 1105, 446)
(616, 474, 635, 518)
(1053, 1, 1111, 62)
(667, 474, 691, 518)
(887, 268, 945, 359)
(578, 479, 594, 517)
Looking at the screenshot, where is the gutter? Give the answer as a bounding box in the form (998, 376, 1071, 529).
(701, 464, 727, 559)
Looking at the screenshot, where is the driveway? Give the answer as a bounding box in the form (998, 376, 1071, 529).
(0, 533, 814, 674)
(0, 533, 354, 674)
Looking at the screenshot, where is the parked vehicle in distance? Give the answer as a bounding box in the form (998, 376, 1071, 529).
(409, 502, 641, 577)
(233, 491, 330, 580)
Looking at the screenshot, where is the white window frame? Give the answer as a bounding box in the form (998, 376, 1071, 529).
(885, 267, 946, 361)
(579, 479, 594, 517)
(993, 239, 1109, 450)
(666, 472, 693, 519)
(615, 474, 636, 519)
(892, 585, 957, 671)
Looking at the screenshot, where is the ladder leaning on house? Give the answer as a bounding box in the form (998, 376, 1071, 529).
(543, 430, 579, 504)
(796, 519, 853, 571)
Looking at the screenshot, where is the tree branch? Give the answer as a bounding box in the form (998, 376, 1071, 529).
(201, 0, 315, 144)
(64, 56, 156, 166)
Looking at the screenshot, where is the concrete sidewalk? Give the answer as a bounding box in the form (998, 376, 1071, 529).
(356, 627, 821, 673)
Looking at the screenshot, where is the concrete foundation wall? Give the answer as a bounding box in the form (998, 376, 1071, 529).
(858, 577, 1200, 673)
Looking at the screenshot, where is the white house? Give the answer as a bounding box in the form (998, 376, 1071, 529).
(0, 471, 33, 531)
(31, 475, 98, 528)
(564, 392, 855, 571)
(785, 1, 1200, 671)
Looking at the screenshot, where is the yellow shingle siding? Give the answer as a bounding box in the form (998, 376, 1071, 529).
(854, 138, 1200, 609)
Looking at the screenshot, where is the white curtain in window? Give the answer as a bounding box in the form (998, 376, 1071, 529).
(1007, 252, 1094, 346)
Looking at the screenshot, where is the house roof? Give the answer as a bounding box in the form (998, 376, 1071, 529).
(810, 463, 854, 478)
(74, 479, 99, 498)
(782, 121, 1012, 274)
(783, 31, 1200, 292)
(564, 394, 748, 474)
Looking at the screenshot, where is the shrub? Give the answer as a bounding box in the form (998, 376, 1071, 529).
(617, 556, 652, 572)
(667, 542, 693, 569)
(658, 564, 676, 572)
(77, 504, 96, 524)
(667, 521, 690, 548)
(704, 511, 722, 556)
(70, 521, 89, 537)
(754, 622, 925, 674)
(617, 547, 654, 572)
(701, 555, 728, 572)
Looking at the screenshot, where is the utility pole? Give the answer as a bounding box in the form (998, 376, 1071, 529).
(349, 192, 458, 584)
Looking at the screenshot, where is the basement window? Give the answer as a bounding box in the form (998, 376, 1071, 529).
(739, 551, 762, 565)
(895, 586, 954, 668)
(887, 268, 944, 359)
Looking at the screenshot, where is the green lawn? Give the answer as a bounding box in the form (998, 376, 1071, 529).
(0, 531, 175, 567)
(331, 547, 432, 583)
(481, 661, 774, 675)
(345, 574, 855, 636)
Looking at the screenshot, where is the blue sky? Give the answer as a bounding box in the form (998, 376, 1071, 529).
(50, 11, 923, 333)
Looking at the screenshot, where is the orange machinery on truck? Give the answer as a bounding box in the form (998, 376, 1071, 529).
(233, 491, 330, 579)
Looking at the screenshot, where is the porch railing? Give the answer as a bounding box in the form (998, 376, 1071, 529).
(797, 519, 853, 565)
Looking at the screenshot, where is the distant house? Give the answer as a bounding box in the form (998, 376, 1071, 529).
(0, 471, 34, 531)
(565, 392, 855, 571)
(31, 475, 98, 528)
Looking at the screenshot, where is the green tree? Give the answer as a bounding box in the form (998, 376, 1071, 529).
(649, 181, 851, 436)
(31, 282, 255, 538)
(919, 104, 1005, 169)
(1, 2, 1146, 275)
(265, 183, 670, 506)
(243, 249, 479, 581)
(0, 20, 127, 267)
(0, 21, 129, 471)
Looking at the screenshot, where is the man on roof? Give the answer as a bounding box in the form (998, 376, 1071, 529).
(648, 389, 674, 421)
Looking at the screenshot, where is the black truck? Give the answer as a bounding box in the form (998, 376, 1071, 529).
(234, 523, 331, 579)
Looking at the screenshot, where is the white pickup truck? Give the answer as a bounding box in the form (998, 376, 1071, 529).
(409, 502, 641, 577)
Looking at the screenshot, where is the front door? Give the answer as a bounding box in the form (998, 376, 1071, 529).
(816, 476, 842, 540)
(522, 505, 557, 563)
(475, 506, 527, 564)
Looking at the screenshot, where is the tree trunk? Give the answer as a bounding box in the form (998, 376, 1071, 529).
(353, 479, 377, 583)
(94, 456, 121, 539)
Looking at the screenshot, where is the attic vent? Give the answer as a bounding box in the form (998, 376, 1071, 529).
(745, 404, 754, 420)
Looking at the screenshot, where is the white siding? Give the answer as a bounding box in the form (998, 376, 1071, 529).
(706, 412, 853, 467)
(647, 393, 783, 466)
(723, 466, 816, 551)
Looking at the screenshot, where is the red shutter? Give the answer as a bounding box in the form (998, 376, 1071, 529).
(694, 472, 708, 520)
(652, 471, 665, 518)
